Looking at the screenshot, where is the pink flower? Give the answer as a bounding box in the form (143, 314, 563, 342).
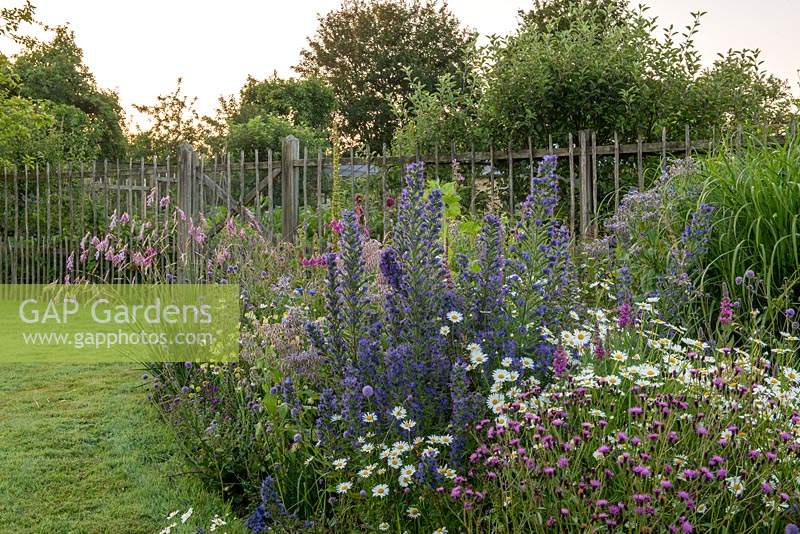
(329, 218, 344, 234)
(719, 289, 733, 324)
(618, 301, 633, 327)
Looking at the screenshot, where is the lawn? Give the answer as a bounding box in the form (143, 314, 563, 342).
(0, 363, 246, 534)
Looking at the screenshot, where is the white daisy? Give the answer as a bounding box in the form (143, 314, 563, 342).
(446, 311, 463, 323)
(487, 392, 506, 413)
(372, 484, 390, 498)
(400, 419, 417, 431)
(391, 406, 408, 420)
(362, 412, 377, 423)
(492, 369, 511, 383)
(333, 458, 348, 470)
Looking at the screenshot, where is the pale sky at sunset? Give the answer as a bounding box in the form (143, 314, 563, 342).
(3, 0, 799, 128)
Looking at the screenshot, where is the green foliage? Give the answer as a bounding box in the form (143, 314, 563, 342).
(0, 91, 54, 166)
(480, 5, 795, 144)
(12, 26, 126, 158)
(395, 3, 795, 150)
(0, 1, 34, 43)
(0, 6, 126, 163)
(129, 78, 209, 159)
(224, 114, 327, 157)
(235, 75, 334, 131)
(392, 70, 484, 154)
(519, 0, 631, 33)
(201, 75, 333, 158)
(297, 0, 476, 147)
(699, 140, 800, 323)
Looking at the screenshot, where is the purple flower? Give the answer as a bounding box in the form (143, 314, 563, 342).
(552, 347, 569, 377)
(719, 293, 733, 324)
(618, 301, 633, 328)
(632, 465, 651, 477)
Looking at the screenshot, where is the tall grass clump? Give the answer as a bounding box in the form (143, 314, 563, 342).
(698, 139, 800, 324)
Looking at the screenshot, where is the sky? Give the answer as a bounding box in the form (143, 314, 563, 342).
(3, 0, 799, 128)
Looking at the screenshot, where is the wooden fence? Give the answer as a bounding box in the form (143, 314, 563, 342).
(1, 123, 796, 284)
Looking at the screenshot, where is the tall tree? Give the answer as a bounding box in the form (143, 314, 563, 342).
(1, 2, 125, 163)
(234, 74, 335, 131)
(296, 0, 475, 147)
(129, 78, 208, 158)
(478, 4, 794, 145)
(13, 25, 127, 158)
(519, 0, 631, 34)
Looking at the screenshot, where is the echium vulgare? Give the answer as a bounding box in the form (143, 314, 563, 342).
(310, 163, 460, 438)
(507, 154, 573, 362)
(378, 161, 458, 429)
(308, 209, 382, 437)
(455, 213, 513, 368)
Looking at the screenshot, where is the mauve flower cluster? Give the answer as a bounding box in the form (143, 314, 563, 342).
(444, 303, 800, 532)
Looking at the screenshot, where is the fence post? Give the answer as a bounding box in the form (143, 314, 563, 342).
(281, 135, 300, 242)
(578, 130, 591, 237)
(177, 143, 198, 281)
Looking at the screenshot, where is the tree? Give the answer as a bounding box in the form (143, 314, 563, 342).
(518, 0, 631, 34)
(129, 78, 209, 159)
(296, 0, 475, 148)
(13, 25, 126, 158)
(392, 71, 483, 154)
(203, 75, 333, 157)
(1, 3, 124, 163)
(477, 5, 794, 145)
(234, 75, 335, 131)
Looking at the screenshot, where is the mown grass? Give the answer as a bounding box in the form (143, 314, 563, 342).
(0, 363, 247, 534)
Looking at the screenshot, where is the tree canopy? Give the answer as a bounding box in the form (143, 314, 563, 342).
(296, 0, 476, 148)
(395, 2, 796, 150)
(0, 4, 126, 164)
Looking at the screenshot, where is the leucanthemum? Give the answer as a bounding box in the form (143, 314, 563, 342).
(372, 484, 389, 498)
(446, 311, 463, 323)
(362, 412, 377, 423)
(487, 393, 506, 413)
(492, 369, 511, 383)
(357, 466, 374, 478)
(400, 419, 416, 431)
(391, 406, 408, 420)
(470, 350, 488, 366)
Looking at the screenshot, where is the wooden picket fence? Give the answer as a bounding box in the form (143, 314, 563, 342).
(1, 122, 796, 284)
